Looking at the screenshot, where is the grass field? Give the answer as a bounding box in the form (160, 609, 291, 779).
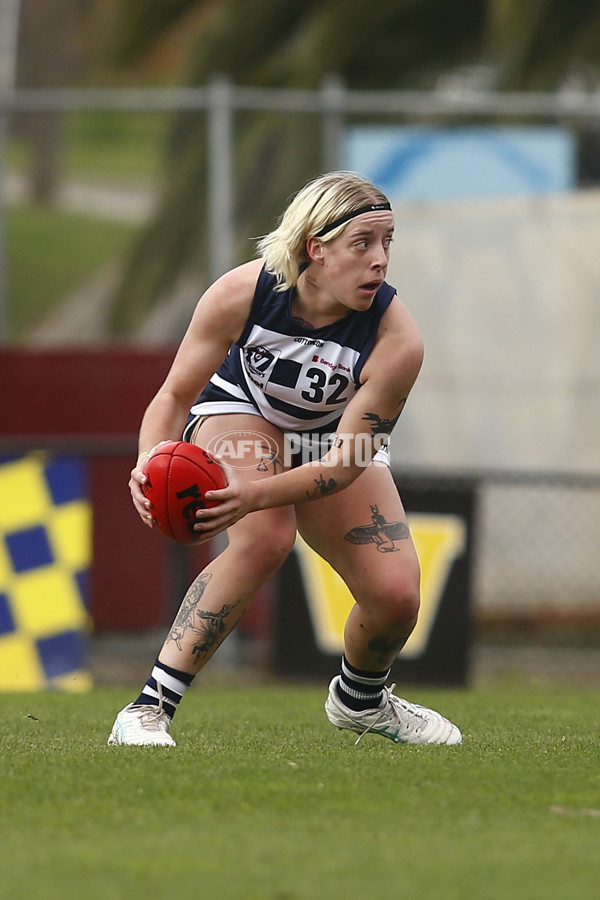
(1, 683, 599, 900)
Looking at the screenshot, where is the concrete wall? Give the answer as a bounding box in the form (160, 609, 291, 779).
(385, 191, 600, 619)
(387, 190, 600, 475)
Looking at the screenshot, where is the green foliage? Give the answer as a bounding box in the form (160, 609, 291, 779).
(107, 0, 205, 68)
(65, 111, 170, 183)
(487, 0, 600, 89)
(103, 0, 600, 332)
(7, 205, 135, 340)
(1, 683, 599, 899)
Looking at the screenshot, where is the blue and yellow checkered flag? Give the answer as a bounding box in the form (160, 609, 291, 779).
(0, 453, 92, 691)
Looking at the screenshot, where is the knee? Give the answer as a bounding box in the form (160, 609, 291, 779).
(232, 510, 296, 577)
(364, 573, 421, 631)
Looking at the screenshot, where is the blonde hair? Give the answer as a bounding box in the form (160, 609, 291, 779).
(256, 171, 390, 291)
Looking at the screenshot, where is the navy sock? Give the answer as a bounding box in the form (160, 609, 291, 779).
(336, 655, 390, 712)
(132, 659, 194, 720)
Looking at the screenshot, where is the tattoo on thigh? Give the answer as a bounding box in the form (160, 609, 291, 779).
(344, 504, 409, 552)
(256, 444, 284, 475)
(168, 572, 243, 662)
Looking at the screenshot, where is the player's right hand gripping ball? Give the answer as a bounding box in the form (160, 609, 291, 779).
(142, 441, 227, 544)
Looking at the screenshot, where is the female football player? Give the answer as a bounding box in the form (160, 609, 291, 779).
(108, 171, 461, 748)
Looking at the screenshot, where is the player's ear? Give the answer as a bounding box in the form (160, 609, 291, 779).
(306, 235, 325, 265)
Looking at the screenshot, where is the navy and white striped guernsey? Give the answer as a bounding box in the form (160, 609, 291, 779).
(184, 264, 396, 441)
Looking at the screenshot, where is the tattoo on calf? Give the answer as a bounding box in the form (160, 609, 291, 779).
(344, 504, 409, 552)
(168, 572, 243, 663)
(368, 633, 408, 663)
(190, 603, 244, 663)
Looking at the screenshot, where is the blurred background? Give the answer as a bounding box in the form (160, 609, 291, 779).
(1, 0, 600, 692)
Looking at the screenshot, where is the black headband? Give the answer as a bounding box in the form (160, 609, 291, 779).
(315, 202, 392, 238)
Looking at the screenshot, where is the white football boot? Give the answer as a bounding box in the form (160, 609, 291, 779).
(325, 677, 462, 746)
(107, 682, 176, 747)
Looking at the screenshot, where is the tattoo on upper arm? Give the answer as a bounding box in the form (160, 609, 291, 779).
(362, 400, 407, 436)
(306, 473, 338, 499)
(167, 572, 244, 662)
(344, 505, 409, 552)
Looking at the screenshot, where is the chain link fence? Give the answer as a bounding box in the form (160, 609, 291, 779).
(473, 472, 600, 640)
(2, 81, 599, 640)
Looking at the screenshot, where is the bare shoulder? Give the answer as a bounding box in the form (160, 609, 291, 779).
(189, 258, 263, 340)
(361, 295, 424, 387)
(199, 258, 263, 312)
(217, 257, 264, 292)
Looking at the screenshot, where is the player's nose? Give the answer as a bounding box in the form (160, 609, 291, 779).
(371, 244, 388, 268)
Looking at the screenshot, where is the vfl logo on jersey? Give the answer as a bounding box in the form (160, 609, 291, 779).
(244, 345, 279, 386)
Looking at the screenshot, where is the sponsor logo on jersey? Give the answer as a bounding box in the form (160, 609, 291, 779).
(294, 337, 324, 347)
(311, 355, 350, 373)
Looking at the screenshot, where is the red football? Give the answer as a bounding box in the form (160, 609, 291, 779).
(142, 441, 227, 544)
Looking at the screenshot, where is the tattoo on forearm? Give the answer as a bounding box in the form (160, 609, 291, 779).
(306, 473, 338, 499)
(168, 572, 243, 662)
(344, 504, 409, 552)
